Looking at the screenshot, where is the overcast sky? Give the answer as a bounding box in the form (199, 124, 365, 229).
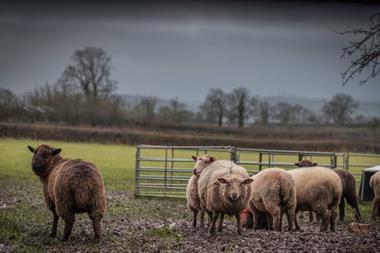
(1, 1, 379, 103)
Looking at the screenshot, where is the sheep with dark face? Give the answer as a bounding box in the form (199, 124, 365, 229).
(197, 159, 253, 235)
(295, 159, 361, 222)
(28, 144, 106, 241)
(186, 155, 215, 228)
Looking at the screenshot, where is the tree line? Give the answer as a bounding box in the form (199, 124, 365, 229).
(0, 47, 378, 129)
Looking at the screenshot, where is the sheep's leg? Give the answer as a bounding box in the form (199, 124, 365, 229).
(62, 213, 75, 241)
(217, 213, 224, 232)
(246, 211, 254, 229)
(253, 211, 261, 230)
(339, 197, 345, 222)
(89, 211, 103, 239)
(209, 211, 219, 235)
(294, 210, 301, 230)
(235, 213, 242, 235)
(270, 207, 281, 232)
(206, 210, 213, 228)
(315, 207, 330, 232)
(200, 210, 205, 228)
(308, 210, 313, 222)
(285, 207, 296, 231)
(329, 208, 337, 232)
(267, 213, 273, 230)
(372, 199, 380, 221)
(192, 210, 198, 228)
(50, 212, 59, 237)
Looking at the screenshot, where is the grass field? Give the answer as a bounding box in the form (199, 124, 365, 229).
(0, 138, 379, 252)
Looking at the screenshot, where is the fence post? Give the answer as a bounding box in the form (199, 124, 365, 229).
(268, 152, 272, 168)
(344, 153, 350, 171)
(164, 148, 168, 197)
(330, 153, 337, 168)
(134, 146, 141, 197)
(230, 146, 238, 163)
(259, 152, 263, 171)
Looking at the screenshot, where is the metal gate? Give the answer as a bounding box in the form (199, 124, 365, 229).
(134, 145, 339, 198)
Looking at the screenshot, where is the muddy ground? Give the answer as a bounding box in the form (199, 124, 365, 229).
(1, 189, 380, 253)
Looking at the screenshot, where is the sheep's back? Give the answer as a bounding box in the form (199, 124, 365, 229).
(289, 167, 342, 207)
(250, 168, 295, 210)
(52, 159, 105, 213)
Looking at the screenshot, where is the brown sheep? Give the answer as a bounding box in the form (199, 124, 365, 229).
(295, 160, 361, 222)
(335, 169, 361, 222)
(369, 171, 380, 220)
(197, 160, 253, 235)
(288, 167, 342, 232)
(186, 155, 215, 228)
(28, 144, 106, 241)
(248, 168, 297, 231)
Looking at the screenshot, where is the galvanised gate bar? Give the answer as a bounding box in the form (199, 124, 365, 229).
(134, 145, 356, 198)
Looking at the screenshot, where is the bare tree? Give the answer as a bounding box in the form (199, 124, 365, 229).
(0, 87, 20, 120)
(59, 47, 117, 102)
(137, 96, 157, 122)
(273, 102, 294, 124)
(254, 101, 273, 124)
(340, 12, 380, 85)
(158, 98, 192, 124)
(200, 88, 226, 127)
(322, 93, 358, 125)
(227, 87, 251, 128)
(273, 103, 316, 124)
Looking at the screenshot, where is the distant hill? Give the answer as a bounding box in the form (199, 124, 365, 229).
(119, 94, 380, 117)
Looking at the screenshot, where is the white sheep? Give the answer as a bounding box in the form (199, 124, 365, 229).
(370, 171, 380, 220)
(248, 168, 296, 231)
(197, 159, 253, 235)
(288, 166, 342, 232)
(186, 155, 214, 227)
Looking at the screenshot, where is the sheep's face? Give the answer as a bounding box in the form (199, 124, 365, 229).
(28, 145, 62, 177)
(191, 155, 215, 175)
(217, 176, 253, 202)
(295, 159, 317, 167)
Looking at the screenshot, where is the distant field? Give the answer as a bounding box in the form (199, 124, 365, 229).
(1, 122, 380, 153)
(0, 138, 379, 252)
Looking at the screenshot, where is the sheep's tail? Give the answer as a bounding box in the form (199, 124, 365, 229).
(279, 178, 293, 206)
(72, 169, 106, 215)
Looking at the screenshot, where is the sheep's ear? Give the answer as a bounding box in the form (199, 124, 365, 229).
(295, 162, 300, 167)
(312, 163, 317, 166)
(27, 145, 35, 153)
(217, 177, 228, 184)
(243, 178, 254, 184)
(52, 148, 62, 156)
(209, 156, 215, 163)
(191, 155, 198, 161)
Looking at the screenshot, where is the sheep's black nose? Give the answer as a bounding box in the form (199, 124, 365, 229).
(192, 169, 197, 175)
(231, 193, 239, 200)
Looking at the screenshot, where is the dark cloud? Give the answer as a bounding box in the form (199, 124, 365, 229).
(0, 0, 379, 103)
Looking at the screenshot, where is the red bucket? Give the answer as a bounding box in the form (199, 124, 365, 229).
(240, 208, 253, 229)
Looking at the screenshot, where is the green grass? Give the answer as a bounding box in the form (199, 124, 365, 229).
(0, 138, 136, 191)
